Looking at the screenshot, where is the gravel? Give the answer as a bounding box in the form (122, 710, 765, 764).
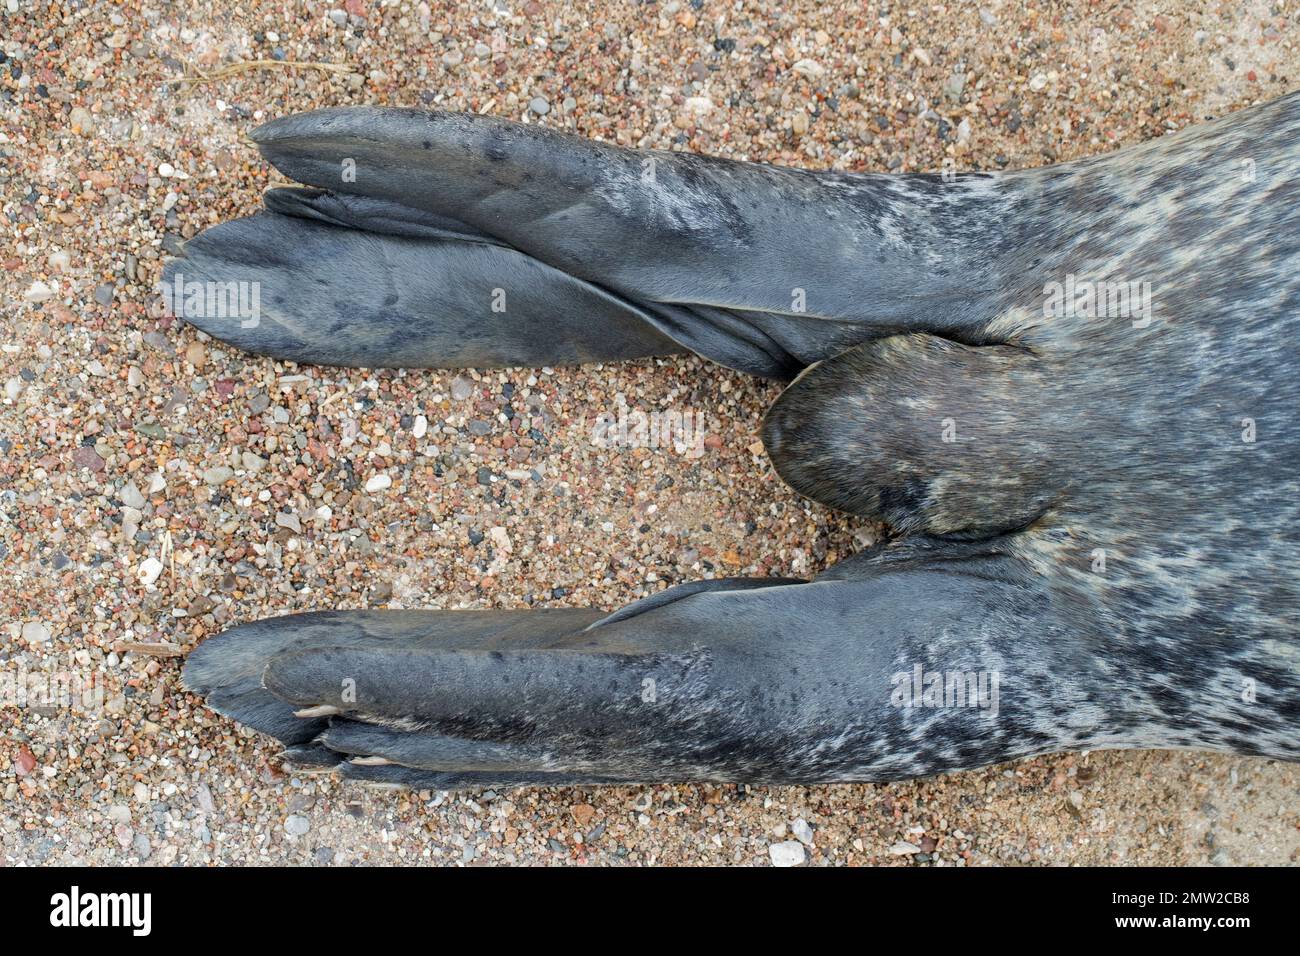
(2, 0, 1297, 867)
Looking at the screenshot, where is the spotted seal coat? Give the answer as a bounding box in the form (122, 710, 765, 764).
(174, 92, 1300, 789)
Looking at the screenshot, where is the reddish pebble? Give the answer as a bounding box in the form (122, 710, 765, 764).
(72, 446, 105, 472)
(15, 746, 37, 776)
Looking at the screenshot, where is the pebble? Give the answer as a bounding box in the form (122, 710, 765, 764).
(412, 414, 428, 438)
(365, 474, 393, 493)
(889, 841, 921, 855)
(768, 841, 806, 866)
(94, 283, 115, 306)
(529, 96, 551, 115)
(791, 817, 815, 846)
(276, 512, 303, 533)
(120, 482, 146, 510)
(132, 834, 152, 860)
(450, 376, 474, 400)
(22, 621, 51, 644)
(285, 815, 311, 836)
(195, 784, 216, 813)
(25, 281, 55, 303)
(72, 446, 105, 472)
(137, 557, 164, 586)
(203, 466, 235, 485)
(69, 106, 95, 134)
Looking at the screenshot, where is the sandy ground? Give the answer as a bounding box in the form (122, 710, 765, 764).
(2, 0, 1297, 865)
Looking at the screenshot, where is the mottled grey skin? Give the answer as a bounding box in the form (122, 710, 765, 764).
(180, 93, 1300, 789)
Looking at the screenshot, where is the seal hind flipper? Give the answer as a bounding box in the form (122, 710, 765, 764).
(161, 209, 685, 369)
(181, 607, 607, 746)
(183, 562, 1162, 786)
(249, 106, 1002, 330)
(169, 106, 1016, 377)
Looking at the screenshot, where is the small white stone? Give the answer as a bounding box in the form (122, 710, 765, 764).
(21, 621, 51, 644)
(1029, 72, 1048, 92)
(489, 526, 513, 552)
(365, 473, 392, 493)
(147, 472, 166, 494)
(120, 482, 146, 510)
(138, 557, 164, 586)
(889, 841, 921, 855)
(24, 281, 54, 303)
(791, 817, 815, 846)
(768, 841, 806, 867)
(157, 162, 176, 178)
(412, 414, 428, 439)
(275, 512, 302, 533)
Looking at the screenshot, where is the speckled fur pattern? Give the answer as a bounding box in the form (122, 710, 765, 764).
(180, 93, 1300, 789)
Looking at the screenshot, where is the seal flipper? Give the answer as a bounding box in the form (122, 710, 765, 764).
(250, 108, 1003, 328)
(183, 561, 1148, 788)
(162, 210, 685, 369)
(230, 106, 1009, 374)
(181, 607, 607, 748)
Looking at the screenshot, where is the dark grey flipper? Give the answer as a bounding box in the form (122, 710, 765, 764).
(184, 550, 1228, 786)
(165, 106, 1015, 378)
(164, 210, 684, 369)
(183, 608, 606, 747)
